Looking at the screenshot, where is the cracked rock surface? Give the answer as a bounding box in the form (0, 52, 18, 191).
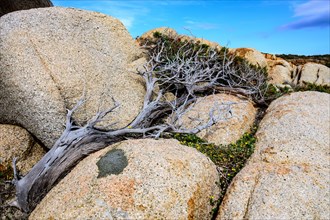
(293, 62, 330, 86)
(218, 91, 330, 220)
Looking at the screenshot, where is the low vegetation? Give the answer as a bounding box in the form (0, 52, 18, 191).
(265, 83, 330, 101)
(140, 31, 271, 105)
(276, 54, 330, 68)
(294, 82, 330, 93)
(173, 127, 257, 218)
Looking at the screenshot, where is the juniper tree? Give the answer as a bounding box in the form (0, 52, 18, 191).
(11, 32, 269, 213)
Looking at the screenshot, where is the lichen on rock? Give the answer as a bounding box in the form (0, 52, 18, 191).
(96, 149, 128, 177)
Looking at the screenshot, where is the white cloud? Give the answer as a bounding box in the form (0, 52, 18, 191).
(118, 17, 134, 29)
(280, 0, 330, 30)
(293, 0, 329, 17)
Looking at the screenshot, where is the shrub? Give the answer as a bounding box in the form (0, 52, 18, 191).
(140, 31, 270, 106)
(173, 127, 257, 218)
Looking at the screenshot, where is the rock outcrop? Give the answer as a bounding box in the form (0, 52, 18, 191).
(0, 7, 145, 148)
(30, 139, 220, 219)
(138, 27, 222, 50)
(266, 59, 294, 85)
(0, 0, 53, 17)
(139, 27, 178, 41)
(218, 91, 330, 219)
(293, 62, 330, 86)
(231, 48, 268, 68)
(0, 124, 45, 175)
(178, 94, 257, 145)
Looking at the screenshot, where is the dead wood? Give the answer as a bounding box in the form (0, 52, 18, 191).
(11, 34, 268, 213)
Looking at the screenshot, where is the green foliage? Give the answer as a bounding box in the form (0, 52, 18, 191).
(276, 54, 330, 67)
(146, 32, 329, 105)
(264, 84, 293, 101)
(295, 82, 330, 93)
(152, 31, 214, 60)
(153, 31, 162, 38)
(142, 31, 269, 105)
(264, 82, 330, 103)
(173, 127, 257, 217)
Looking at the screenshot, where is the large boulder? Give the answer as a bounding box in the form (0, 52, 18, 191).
(0, 124, 45, 175)
(231, 48, 268, 68)
(0, 7, 146, 148)
(177, 94, 257, 145)
(218, 91, 330, 219)
(30, 139, 220, 219)
(0, 0, 53, 17)
(266, 59, 295, 85)
(293, 62, 330, 86)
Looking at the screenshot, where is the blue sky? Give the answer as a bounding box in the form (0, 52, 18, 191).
(52, 0, 330, 55)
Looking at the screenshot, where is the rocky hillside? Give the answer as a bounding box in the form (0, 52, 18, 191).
(275, 54, 330, 68)
(0, 4, 329, 220)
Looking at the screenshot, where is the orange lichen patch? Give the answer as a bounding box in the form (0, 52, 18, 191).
(136, 204, 147, 211)
(276, 166, 291, 175)
(187, 197, 195, 220)
(262, 146, 277, 155)
(244, 162, 291, 176)
(60, 174, 92, 203)
(187, 185, 201, 220)
(263, 53, 277, 60)
(168, 158, 187, 174)
(300, 163, 311, 173)
(266, 109, 294, 119)
(97, 176, 136, 211)
(234, 48, 254, 56)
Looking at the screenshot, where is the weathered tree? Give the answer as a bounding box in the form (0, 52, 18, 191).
(10, 33, 269, 213)
(0, 0, 53, 17)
